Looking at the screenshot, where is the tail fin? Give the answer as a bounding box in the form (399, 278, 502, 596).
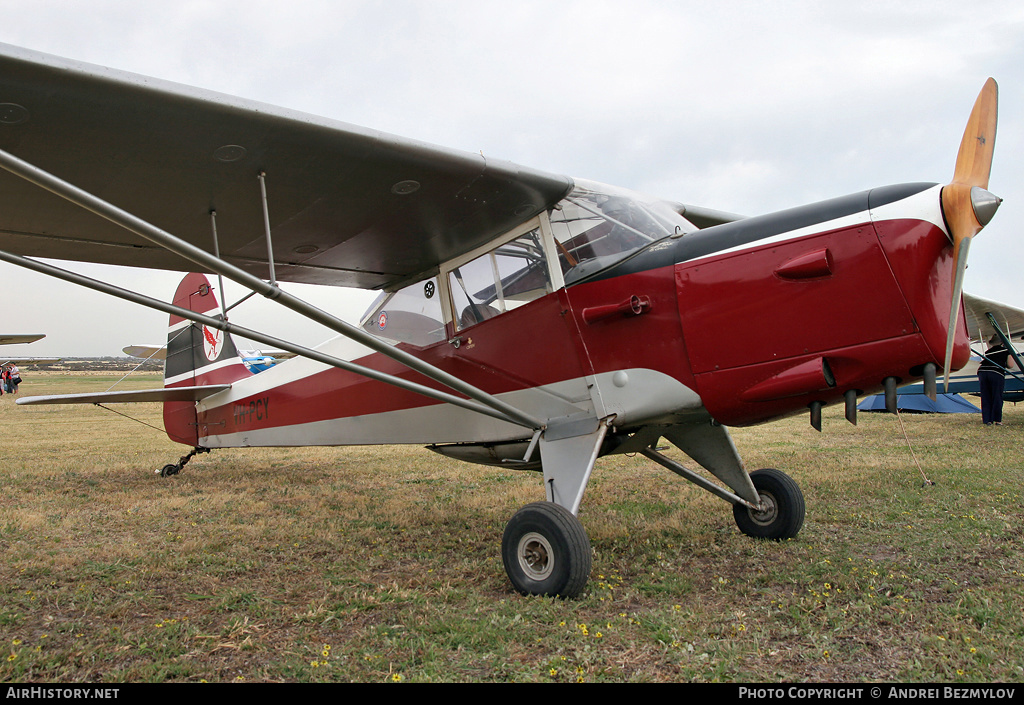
(163, 273, 251, 445)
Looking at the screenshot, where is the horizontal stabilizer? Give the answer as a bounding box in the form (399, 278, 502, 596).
(16, 385, 230, 406)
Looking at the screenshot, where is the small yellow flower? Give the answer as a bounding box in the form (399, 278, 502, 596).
(391, 673, 403, 682)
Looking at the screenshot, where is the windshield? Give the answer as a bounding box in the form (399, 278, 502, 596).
(548, 179, 696, 283)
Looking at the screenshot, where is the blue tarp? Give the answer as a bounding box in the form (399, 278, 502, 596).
(857, 393, 981, 413)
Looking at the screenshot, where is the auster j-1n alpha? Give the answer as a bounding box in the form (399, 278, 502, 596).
(0, 44, 1001, 597)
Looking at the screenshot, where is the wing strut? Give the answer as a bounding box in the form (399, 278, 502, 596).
(0, 147, 545, 431)
(257, 172, 277, 286)
(208, 210, 229, 320)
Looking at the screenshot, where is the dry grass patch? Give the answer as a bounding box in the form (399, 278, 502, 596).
(1, 374, 1022, 682)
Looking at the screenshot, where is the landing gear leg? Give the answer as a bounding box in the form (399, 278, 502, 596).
(502, 502, 591, 598)
(157, 446, 210, 478)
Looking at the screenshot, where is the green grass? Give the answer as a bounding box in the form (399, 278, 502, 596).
(1, 373, 1022, 682)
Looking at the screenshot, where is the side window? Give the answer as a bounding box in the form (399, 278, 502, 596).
(361, 277, 445, 347)
(449, 228, 551, 331)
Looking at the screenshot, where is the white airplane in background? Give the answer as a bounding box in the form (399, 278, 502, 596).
(0, 333, 60, 366)
(0, 334, 43, 345)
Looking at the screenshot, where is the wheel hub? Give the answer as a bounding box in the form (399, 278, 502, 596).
(517, 531, 554, 581)
(749, 492, 778, 527)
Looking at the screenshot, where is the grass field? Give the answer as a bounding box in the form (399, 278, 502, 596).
(1, 372, 1022, 683)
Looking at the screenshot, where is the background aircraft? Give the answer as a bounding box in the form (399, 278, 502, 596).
(0, 44, 1003, 597)
(0, 334, 43, 345)
(0, 333, 60, 366)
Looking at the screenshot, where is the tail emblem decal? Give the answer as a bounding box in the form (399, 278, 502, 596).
(202, 325, 223, 362)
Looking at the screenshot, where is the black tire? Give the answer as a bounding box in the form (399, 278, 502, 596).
(502, 502, 592, 598)
(733, 468, 805, 540)
(159, 464, 180, 477)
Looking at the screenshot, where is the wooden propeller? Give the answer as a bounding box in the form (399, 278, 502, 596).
(941, 78, 1000, 391)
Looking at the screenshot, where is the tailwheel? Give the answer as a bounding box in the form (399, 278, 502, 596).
(502, 502, 591, 598)
(158, 464, 180, 477)
(155, 447, 209, 478)
(733, 468, 805, 540)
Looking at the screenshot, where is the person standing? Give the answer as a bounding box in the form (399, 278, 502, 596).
(978, 335, 1015, 425)
(9, 364, 19, 394)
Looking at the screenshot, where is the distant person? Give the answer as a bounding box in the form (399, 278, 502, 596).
(9, 364, 19, 394)
(1, 366, 9, 395)
(978, 335, 1015, 425)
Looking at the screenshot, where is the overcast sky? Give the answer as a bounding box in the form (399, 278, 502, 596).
(1, 0, 1023, 357)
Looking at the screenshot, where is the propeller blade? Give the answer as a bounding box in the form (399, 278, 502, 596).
(951, 78, 998, 189)
(943, 236, 970, 392)
(939, 78, 1000, 389)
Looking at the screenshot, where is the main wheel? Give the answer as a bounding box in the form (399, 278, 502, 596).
(733, 468, 805, 540)
(502, 502, 591, 598)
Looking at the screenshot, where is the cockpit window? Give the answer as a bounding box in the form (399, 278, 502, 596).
(361, 277, 445, 347)
(549, 179, 697, 283)
(449, 227, 551, 331)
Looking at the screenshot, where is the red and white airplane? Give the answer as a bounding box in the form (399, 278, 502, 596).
(0, 44, 1001, 597)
